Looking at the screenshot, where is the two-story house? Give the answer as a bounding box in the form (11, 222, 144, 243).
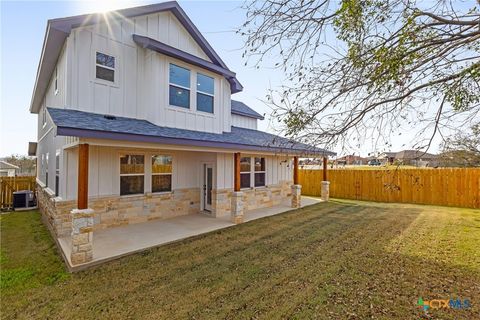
(30, 1, 334, 268)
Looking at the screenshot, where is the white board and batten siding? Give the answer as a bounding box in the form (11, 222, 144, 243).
(231, 114, 257, 130)
(62, 148, 292, 200)
(59, 11, 231, 134)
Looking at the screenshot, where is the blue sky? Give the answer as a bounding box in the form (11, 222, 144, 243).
(0, 0, 439, 157)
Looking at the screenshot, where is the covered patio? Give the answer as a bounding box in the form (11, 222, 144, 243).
(58, 197, 321, 271)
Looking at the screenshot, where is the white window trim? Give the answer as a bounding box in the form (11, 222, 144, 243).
(240, 156, 267, 189)
(55, 150, 60, 196)
(42, 107, 47, 128)
(54, 67, 59, 95)
(151, 154, 173, 194)
(196, 73, 214, 114)
(119, 154, 145, 196)
(169, 63, 191, 109)
(94, 51, 118, 86)
(254, 157, 266, 188)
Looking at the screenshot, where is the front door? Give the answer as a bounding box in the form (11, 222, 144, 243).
(203, 164, 213, 211)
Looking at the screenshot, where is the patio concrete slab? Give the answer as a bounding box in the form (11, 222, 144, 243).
(58, 196, 322, 271)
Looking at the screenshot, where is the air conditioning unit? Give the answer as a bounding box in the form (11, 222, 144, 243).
(13, 190, 36, 211)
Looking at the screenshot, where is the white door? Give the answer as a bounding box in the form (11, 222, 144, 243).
(203, 164, 213, 211)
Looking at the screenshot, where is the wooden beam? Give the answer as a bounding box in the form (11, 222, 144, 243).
(323, 156, 328, 181)
(234, 152, 241, 192)
(293, 156, 299, 185)
(77, 144, 89, 209)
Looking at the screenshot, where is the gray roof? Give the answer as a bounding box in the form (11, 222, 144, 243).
(47, 108, 335, 156)
(231, 100, 264, 120)
(395, 150, 437, 160)
(0, 161, 19, 170)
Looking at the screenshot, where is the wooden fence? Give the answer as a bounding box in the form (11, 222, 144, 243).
(299, 168, 480, 209)
(0, 176, 36, 209)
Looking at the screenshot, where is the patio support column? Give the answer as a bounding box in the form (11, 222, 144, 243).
(71, 143, 93, 266)
(291, 156, 302, 208)
(231, 152, 244, 224)
(321, 156, 330, 202)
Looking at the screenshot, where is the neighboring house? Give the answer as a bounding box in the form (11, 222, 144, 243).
(0, 161, 19, 177)
(394, 150, 438, 167)
(377, 152, 396, 165)
(335, 155, 367, 166)
(30, 2, 334, 266)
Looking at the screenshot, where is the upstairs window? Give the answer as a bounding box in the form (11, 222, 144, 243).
(96, 52, 115, 82)
(120, 155, 144, 196)
(197, 73, 214, 113)
(169, 64, 190, 108)
(54, 67, 58, 94)
(152, 155, 172, 193)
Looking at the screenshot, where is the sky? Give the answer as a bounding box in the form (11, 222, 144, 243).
(0, 0, 441, 158)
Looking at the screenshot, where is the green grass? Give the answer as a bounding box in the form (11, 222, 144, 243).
(1, 201, 479, 319)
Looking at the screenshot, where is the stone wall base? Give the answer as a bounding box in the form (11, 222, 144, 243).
(231, 191, 244, 224)
(71, 208, 94, 265)
(291, 184, 302, 208)
(321, 181, 330, 201)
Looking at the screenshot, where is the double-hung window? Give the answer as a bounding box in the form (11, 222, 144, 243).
(196, 73, 214, 113)
(120, 155, 144, 196)
(240, 156, 266, 188)
(45, 153, 49, 187)
(254, 157, 266, 187)
(152, 155, 172, 193)
(55, 151, 60, 196)
(54, 67, 58, 94)
(240, 157, 251, 189)
(96, 52, 115, 82)
(169, 64, 190, 108)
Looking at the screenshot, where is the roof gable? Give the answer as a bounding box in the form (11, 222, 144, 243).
(30, 1, 242, 113)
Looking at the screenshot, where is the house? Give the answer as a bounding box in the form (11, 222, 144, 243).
(0, 161, 19, 177)
(335, 155, 367, 166)
(29, 1, 335, 267)
(394, 150, 438, 167)
(377, 152, 396, 165)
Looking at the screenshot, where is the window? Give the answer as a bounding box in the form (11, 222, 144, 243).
(96, 52, 115, 82)
(55, 151, 60, 196)
(196, 73, 214, 113)
(240, 157, 251, 189)
(120, 155, 144, 195)
(45, 153, 49, 187)
(54, 67, 58, 94)
(42, 107, 47, 127)
(169, 64, 190, 108)
(240, 156, 267, 188)
(254, 157, 266, 187)
(152, 155, 172, 193)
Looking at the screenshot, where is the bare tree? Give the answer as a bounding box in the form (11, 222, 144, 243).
(239, 0, 480, 153)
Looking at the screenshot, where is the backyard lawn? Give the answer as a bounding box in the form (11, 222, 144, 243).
(1, 200, 479, 319)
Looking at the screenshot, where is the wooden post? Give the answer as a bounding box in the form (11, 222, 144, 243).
(77, 144, 89, 209)
(234, 152, 241, 192)
(322, 156, 328, 181)
(293, 156, 299, 185)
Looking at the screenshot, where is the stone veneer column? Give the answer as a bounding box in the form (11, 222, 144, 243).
(291, 185, 302, 208)
(231, 191, 244, 224)
(321, 181, 330, 201)
(71, 208, 94, 265)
